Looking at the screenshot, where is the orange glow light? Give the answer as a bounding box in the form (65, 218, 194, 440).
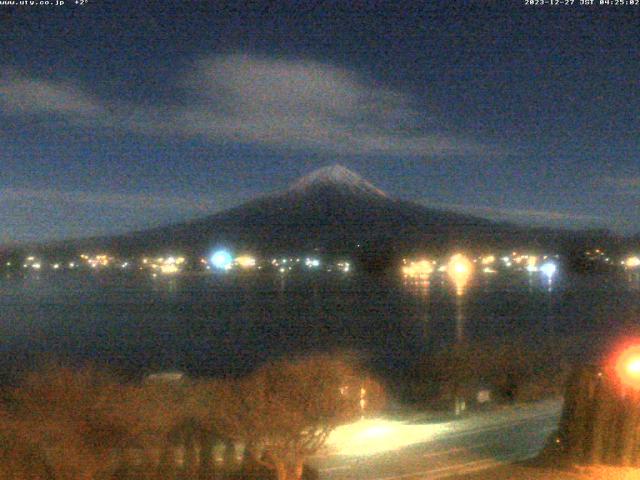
(615, 345, 640, 389)
(624, 256, 640, 269)
(447, 253, 474, 295)
(402, 259, 434, 278)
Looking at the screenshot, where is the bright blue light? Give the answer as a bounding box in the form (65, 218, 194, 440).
(540, 262, 557, 278)
(210, 250, 233, 270)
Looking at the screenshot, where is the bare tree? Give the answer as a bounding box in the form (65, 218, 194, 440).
(0, 357, 384, 480)
(229, 354, 385, 480)
(3, 364, 130, 480)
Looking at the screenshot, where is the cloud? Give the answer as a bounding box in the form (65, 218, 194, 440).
(0, 55, 498, 157)
(1, 187, 218, 212)
(425, 201, 603, 224)
(0, 68, 105, 117)
(0, 187, 226, 243)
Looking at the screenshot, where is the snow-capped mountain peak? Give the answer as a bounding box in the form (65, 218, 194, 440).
(289, 165, 387, 197)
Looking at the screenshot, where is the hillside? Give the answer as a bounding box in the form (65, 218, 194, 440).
(12, 165, 631, 264)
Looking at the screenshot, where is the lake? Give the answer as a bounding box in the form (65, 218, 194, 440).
(0, 269, 638, 382)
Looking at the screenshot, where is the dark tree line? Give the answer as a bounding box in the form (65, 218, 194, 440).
(0, 355, 385, 480)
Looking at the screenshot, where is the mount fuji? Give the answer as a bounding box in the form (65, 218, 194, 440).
(38, 164, 613, 267)
(288, 164, 388, 198)
(58, 165, 523, 256)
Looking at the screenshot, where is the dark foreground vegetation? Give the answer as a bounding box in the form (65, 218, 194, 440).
(0, 338, 572, 480)
(455, 359, 640, 479)
(0, 355, 384, 480)
(403, 337, 571, 410)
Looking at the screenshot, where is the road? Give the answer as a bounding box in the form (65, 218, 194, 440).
(309, 399, 563, 480)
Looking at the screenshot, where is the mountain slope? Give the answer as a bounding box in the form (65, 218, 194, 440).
(46, 165, 594, 258)
(68, 166, 513, 255)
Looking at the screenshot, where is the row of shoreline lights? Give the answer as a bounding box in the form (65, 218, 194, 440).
(207, 250, 349, 273)
(13, 251, 347, 274)
(12, 250, 638, 272)
(402, 253, 559, 292)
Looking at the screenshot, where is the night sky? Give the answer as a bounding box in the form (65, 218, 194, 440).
(1, 1, 638, 243)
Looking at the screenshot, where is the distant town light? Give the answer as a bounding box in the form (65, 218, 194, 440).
(624, 256, 640, 269)
(236, 255, 257, 269)
(305, 258, 320, 268)
(210, 250, 233, 270)
(480, 255, 495, 265)
(402, 259, 433, 278)
(540, 262, 557, 279)
(160, 264, 179, 274)
(447, 254, 473, 295)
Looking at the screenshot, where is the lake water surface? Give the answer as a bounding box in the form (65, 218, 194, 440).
(0, 269, 638, 381)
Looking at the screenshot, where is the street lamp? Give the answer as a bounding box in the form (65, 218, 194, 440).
(615, 345, 640, 389)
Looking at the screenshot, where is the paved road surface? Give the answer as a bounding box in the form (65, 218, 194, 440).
(310, 399, 562, 480)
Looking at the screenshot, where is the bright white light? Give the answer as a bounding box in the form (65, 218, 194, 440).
(526, 265, 538, 273)
(210, 250, 233, 270)
(325, 418, 449, 457)
(628, 358, 640, 377)
(540, 262, 557, 279)
(305, 258, 320, 268)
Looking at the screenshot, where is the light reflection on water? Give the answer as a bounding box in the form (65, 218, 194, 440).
(0, 270, 638, 380)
